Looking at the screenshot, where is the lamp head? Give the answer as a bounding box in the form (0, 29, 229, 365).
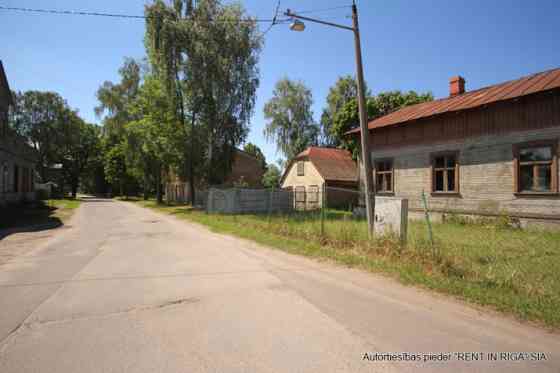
(289, 19, 306, 32)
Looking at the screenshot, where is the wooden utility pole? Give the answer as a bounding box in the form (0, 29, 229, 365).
(285, 1, 376, 237)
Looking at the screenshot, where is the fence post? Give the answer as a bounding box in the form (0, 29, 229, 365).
(421, 190, 434, 250)
(320, 184, 326, 237)
(268, 186, 274, 224)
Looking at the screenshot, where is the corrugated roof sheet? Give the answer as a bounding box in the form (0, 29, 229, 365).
(293, 147, 357, 183)
(349, 67, 560, 133)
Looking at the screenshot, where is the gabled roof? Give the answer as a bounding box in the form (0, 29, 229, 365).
(0, 60, 14, 106)
(283, 147, 357, 184)
(349, 67, 560, 133)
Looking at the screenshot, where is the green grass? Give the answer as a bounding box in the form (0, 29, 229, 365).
(0, 198, 81, 230)
(131, 200, 560, 329)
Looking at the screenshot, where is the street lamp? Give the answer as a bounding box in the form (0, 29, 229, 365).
(285, 1, 376, 237)
(289, 19, 305, 32)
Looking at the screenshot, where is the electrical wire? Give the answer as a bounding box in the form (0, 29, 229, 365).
(260, 0, 282, 38)
(0, 5, 279, 23)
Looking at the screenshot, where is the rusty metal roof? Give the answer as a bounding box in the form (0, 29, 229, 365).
(292, 147, 357, 183)
(349, 67, 560, 133)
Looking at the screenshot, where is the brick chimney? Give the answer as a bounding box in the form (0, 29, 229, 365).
(449, 76, 466, 97)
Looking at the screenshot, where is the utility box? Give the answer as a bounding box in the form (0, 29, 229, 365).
(354, 196, 408, 243)
(374, 197, 408, 243)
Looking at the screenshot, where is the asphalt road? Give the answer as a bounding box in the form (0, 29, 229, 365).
(0, 198, 558, 372)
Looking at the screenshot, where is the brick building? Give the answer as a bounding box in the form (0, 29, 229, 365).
(166, 148, 265, 203)
(223, 149, 265, 187)
(350, 67, 560, 227)
(0, 61, 36, 206)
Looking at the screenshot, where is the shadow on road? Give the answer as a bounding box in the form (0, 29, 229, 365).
(0, 202, 63, 240)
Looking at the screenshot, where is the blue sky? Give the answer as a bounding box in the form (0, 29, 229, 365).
(1, 0, 559, 165)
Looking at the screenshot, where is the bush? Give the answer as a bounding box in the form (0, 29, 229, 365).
(36, 189, 50, 200)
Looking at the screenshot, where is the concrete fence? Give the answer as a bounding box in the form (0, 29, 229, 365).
(206, 188, 294, 214)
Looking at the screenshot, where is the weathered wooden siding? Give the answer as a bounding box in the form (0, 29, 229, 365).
(370, 90, 560, 150)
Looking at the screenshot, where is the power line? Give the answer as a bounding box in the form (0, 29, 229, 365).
(292, 5, 351, 15)
(0, 5, 280, 23)
(260, 0, 282, 38)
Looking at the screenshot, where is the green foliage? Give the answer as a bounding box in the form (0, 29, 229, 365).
(243, 143, 266, 170)
(145, 0, 262, 187)
(262, 164, 281, 188)
(320, 75, 370, 147)
(95, 58, 142, 138)
(125, 75, 184, 201)
(103, 143, 128, 196)
(95, 58, 145, 196)
(263, 78, 319, 160)
(332, 90, 434, 157)
(10, 91, 70, 181)
(57, 113, 102, 197)
(11, 90, 102, 196)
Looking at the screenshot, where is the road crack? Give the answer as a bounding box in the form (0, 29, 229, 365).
(23, 297, 201, 329)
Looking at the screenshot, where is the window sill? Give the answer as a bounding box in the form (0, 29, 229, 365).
(514, 192, 559, 198)
(376, 192, 395, 196)
(431, 192, 461, 197)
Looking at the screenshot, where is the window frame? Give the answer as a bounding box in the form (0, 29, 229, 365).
(2, 163, 8, 193)
(296, 161, 305, 176)
(430, 150, 460, 195)
(374, 158, 394, 195)
(513, 140, 558, 196)
(13, 164, 19, 193)
(308, 185, 319, 203)
(295, 186, 306, 203)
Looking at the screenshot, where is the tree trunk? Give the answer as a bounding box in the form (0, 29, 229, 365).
(156, 163, 163, 204)
(189, 111, 196, 205)
(71, 183, 78, 199)
(143, 171, 149, 200)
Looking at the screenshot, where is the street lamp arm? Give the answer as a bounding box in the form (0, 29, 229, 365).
(284, 3, 376, 237)
(285, 9, 354, 32)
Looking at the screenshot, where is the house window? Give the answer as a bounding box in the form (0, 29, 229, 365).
(2, 163, 8, 193)
(0, 111, 6, 137)
(295, 186, 306, 202)
(514, 141, 558, 194)
(13, 165, 19, 193)
(431, 152, 459, 193)
(297, 161, 304, 176)
(375, 159, 393, 193)
(308, 185, 319, 203)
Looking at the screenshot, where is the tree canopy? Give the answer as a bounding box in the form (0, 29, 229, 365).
(320, 75, 370, 147)
(263, 78, 319, 160)
(144, 0, 262, 190)
(262, 164, 281, 189)
(243, 143, 266, 170)
(10, 90, 102, 197)
(331, 90, 434, 157)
